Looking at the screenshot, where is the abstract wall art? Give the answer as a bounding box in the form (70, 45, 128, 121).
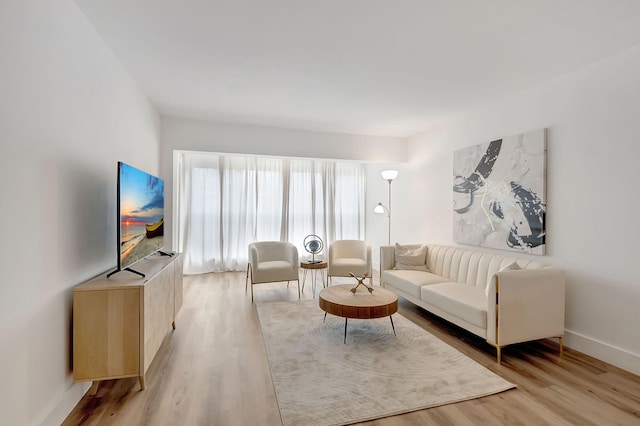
(453, 128, 546, 255)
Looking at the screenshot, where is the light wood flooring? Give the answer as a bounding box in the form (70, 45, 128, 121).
(64, 272, 640, 425)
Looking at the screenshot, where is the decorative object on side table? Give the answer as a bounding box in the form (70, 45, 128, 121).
(303, 234, 324, 264)
(349, 272, 373, 294)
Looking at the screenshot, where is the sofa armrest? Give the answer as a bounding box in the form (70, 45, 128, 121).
(380, 245, 394, 279)
(486, 268, 565, 346)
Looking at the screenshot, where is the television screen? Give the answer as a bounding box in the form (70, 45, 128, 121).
(117, 162, 164, 270)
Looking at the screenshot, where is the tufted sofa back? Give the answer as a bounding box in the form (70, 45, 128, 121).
(425, 244, 549, 290)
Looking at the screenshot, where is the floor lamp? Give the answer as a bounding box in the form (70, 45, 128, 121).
(374, 169, 398, 244)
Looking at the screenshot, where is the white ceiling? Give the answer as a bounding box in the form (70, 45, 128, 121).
(76, 0, 640, 138)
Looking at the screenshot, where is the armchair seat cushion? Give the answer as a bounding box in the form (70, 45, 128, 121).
(420, 283, 487, 329)
(256, 260, 296, 282)
(331, 257, 367, 271)
(332, 257, 366, 266)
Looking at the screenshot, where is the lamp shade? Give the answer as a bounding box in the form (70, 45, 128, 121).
(374, 202, 386, 214)
(381, 169, 398, 181)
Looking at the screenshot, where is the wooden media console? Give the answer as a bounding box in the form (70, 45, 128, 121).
(73, 253, 183, 394)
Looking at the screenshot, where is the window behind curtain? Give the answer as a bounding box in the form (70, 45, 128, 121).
(175, 152, 365, 274)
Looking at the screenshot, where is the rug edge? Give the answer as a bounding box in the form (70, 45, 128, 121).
(335, 384, 517, 426)
(255, 302, 287, 426)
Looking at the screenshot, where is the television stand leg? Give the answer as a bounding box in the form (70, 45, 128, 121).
(157, 250, 174, 257)
(125, 267, 146, 278)
(88, 381, 100, 396)
(106, 268, 145, 278)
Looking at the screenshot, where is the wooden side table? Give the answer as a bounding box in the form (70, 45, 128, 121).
(300, 260, 327, 297)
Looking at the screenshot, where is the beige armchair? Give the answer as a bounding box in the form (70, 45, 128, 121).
(246, 241, 300, 302)
(327, 240, 372, 285)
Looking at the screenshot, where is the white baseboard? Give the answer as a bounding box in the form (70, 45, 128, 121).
(564, 329, 640, 376)
(36, 381, 90, 426)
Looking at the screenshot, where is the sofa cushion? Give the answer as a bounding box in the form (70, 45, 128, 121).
(383, 270, 452, 299)
(394, 243, 429, 271)
(420, 282, 487, 329)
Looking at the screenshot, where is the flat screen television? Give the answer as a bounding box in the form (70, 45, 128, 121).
(108, 161, 169, 278)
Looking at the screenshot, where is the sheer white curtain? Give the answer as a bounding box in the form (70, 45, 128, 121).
(175, 152, 365, 274)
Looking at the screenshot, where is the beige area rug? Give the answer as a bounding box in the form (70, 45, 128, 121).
(256, 299, 515, 426)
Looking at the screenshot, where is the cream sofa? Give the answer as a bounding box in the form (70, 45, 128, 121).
(380, 244, 565, 362)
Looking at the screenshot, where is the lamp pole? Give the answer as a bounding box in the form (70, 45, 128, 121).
(386, 178, 392, 245)
(380, 170, 398, 245)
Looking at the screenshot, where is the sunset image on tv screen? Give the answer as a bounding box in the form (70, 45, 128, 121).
(119, 162, 164, 268)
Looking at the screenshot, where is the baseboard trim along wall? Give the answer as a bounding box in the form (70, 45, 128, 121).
(564, 329, 639, 376)
(38, 382, 91, 426)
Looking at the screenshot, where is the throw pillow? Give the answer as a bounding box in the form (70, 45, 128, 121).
(394, 243, 428, 271)
(486, 261, 521, 296)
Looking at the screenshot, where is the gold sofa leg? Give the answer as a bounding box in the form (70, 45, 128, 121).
(488, 336, 563, 365)
(558, 336, 563, 357)
(486, 341, 502, 364)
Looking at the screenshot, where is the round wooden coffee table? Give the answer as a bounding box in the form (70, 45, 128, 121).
(318, 284, 398, 343)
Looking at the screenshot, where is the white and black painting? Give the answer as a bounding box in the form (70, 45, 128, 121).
(453, 128, 546, 255)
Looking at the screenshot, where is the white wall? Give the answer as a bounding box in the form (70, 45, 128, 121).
(160, 117, 407, 248)
(0, 1, 160, 425)
(396, 45, 640, 375)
